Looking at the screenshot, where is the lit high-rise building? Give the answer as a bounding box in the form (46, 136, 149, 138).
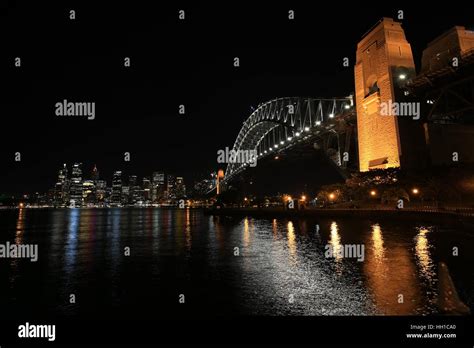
(69, 163, 83, 207)
(82, 180, 96, 206)
(111, 171, 123, 207)
(128, 175, 138, 205)
(143, 177, 151, 204)
(95, 180, 107, 206)
(91, 164, 99, 182)
(175, 176, 186, 198)
(152, 172, 165, 203)
(166, 174, 176, 200)
(54, 163, 69, 207)
(121, 186, 130, 206)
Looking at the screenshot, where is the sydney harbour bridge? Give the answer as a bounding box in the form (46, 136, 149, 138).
(209, 18, 474, 195)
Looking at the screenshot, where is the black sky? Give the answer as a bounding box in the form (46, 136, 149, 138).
(1, 1, 472, 195)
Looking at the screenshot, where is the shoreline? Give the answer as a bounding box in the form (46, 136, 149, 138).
(204, 207, 474, 225)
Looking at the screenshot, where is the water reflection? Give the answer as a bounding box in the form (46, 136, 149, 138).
(364, 223, 424, 314)
(64, 209, 80, 275)
(414, 227, 437, 308)
(10, 208, 26, 285)
(414, 227, 436, 281)
(15, 208, 25, 245)
(185, 208, 192, 251)
(371, 224, 385, 263)
(328, 221, 342, 261)
(243, 217, 250, 248)
(286, 221, 297, 261)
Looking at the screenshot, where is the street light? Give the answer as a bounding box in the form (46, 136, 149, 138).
(301, 195, 306, 201)
(370, 190, 376, 196)
(412, 188, 419, 194)
(329, 193, 335, 200)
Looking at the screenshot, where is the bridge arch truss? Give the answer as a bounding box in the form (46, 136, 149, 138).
(223, 96, 354, 183)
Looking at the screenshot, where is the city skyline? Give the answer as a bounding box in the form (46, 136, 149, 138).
(8, 161, 194, 207)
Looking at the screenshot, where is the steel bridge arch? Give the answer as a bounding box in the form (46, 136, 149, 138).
(223, 96, 353, 183)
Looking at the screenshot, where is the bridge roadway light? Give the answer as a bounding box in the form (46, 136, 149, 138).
(274, 144, 278, 148)
(399, 74, 407, 80)
(329, 113, 334, 118)
(344, 104, 350, 110)
(287, 137, 292, 141)
(316, 121, 321, 126)
(280, 141, 284, 145)
(295, 132, 300, 137)
(304, 127, 310, 131)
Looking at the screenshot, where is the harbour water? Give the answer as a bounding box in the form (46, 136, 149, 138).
(0, 208, 473, 319)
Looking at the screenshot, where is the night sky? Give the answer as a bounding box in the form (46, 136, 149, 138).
(1, 2, 472, 195)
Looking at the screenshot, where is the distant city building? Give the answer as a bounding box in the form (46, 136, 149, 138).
(166, 174, 176, 200)
(143, 177, 151, 204)
(111, 171, 123, 207)
(95, 179, 107, 206)
(152, 172, 165, 203)
(54, 163, 69, 207)
(69, 163, 83, 207)
(91, 164, 99, 182)
(128, 175, 139, 205)
(82, 180, 96, 206)
(121, 185, 130, 206)
(175, 176, 186, 198)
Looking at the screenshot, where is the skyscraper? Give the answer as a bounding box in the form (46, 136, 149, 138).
(95, 179, 107, 206)
(175, 176, 186, 198)
(129, 175, 138, 205)
(69, 163, 83, 207)
(121, 185, 130, 206)
(166, 174, 176, 200)
(54, 163, 69, 207)
(91, 164, 99, 182)
(111, 171, 123, 207)
(82, 180, 96, 206)
(152, 172, 165, 203)
(143, 177, 151, 204)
